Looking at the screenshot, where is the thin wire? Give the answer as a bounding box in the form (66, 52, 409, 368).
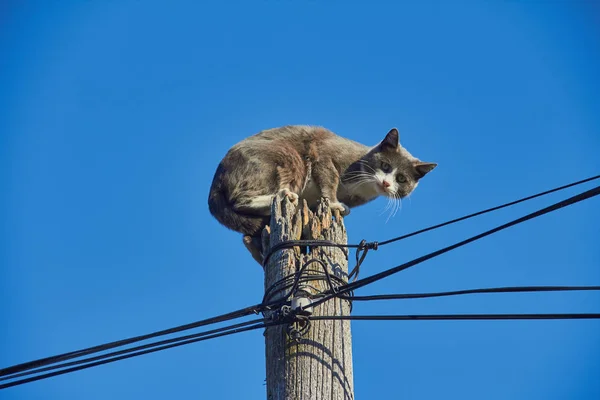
(262, 269, 347, 306)
(263, 259, 341, 305)
(348, 285, 600, 301)
(308, 185, 600, 311)
(378, 174, 600, 246)
(288, 259, 339, 296)
(0, 319, 280, 390)
(0, 302, 273, 378)
(310, 314, 600, 321)
(263, 239, 352, 266)
(0, 319, 263, 383)
(349, 239, 374, 282)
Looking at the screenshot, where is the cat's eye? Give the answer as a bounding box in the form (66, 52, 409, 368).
(380, 162, 392, 173)
(397, 174, 407, 183)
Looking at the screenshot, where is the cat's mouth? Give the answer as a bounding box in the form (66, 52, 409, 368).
(377, 182, 394, 196)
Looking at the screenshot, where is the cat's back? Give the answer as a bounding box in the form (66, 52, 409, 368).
(237, 125, 336, 148)
(223, 125, 368, 169)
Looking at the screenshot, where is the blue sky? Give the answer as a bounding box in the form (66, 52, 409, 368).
(1, 1, 599, 399)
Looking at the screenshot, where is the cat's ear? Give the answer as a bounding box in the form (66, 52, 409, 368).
(414, 161, 437, 179)
(381, 128, 399, 150)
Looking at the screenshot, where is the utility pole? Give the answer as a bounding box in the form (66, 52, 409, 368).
(262, 194, 354, 400)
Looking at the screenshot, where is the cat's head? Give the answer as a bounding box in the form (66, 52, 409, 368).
(346, 128, 437, 199)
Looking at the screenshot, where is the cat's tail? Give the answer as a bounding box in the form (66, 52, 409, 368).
(208, 186, 268, 237)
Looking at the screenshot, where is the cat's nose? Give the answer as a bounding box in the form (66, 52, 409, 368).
(382, 180, 391, 188)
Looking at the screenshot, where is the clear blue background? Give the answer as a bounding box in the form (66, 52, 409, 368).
(2, 1, 599, 399)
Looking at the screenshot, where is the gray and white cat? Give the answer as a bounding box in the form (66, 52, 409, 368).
(208, 125, 436, 263)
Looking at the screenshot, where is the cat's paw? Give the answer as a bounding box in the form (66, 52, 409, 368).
(330, 201, 351, 216)
(278, 188, 299, 204)
(243, 235, 264, 266)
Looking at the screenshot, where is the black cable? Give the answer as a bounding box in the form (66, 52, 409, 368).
(263, 259, 341, 305)
(0, 319, 281, 390)
(263, 239, 352, 267)
(288, 259, 339, 296)
(0, 318, 263, 383)
(348, 285, 600, 301)
(348, 239, 376, 282)
(310, 313, 600, 321)
(0, 302, 274, 379)
(308, 185, 600, 311)
(378, 174, 600, 246)
(262, 269, 347, 306)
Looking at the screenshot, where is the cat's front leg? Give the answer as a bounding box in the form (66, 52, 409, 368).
(329, 201, 350, 216)
(314, 161, 351, 216)
(275, 162, 302, 205)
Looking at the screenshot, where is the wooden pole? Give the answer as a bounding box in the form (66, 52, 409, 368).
(263, 194, 354, 400)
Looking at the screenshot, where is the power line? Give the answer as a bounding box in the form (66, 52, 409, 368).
(0, 319, 262, 383)
(310, 314, 600, 321)
(0, 302, 275, 380)
(6, 308, 594, 390)
(0, 319, 279, 390)
(308, 185, 600, 310)
(348, 285, 600, 301)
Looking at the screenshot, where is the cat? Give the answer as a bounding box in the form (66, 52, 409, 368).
(208, 125, 437, 264)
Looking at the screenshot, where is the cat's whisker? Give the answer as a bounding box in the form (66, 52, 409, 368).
(393, 194, 402, 219)
(343, 174, 375, 187)
(344, 170, 374, 178)
(353, 179, 375, 188)
(357, 160, 377, 174)
(343, 174, 372, 182)
(380, 195, 393, 216)
(341, 179, 372, 192)
(345, 174, 374, 181)
(384, 193, 400, 223)
(385, 198, 395, 224)
(384, 193, 395, 223)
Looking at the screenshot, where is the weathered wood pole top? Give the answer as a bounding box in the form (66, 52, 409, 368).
(263, 194, 354, 400)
